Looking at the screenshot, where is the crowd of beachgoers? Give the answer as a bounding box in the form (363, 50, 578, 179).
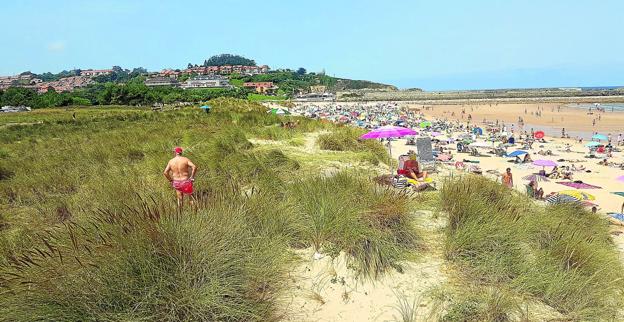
(289, 101, 624, 218)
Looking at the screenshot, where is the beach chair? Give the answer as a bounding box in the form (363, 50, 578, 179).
(416, 137, 437, 172)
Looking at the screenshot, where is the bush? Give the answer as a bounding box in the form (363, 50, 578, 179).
(440, 175, 624, 320)
(317, 127, 388, 164)
(0, 196, 290, 321)
(288, 172, 418, 279)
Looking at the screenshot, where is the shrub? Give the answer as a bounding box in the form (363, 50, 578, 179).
(288, 172, 418, 279)
(317, 127, 388, 164)
(0, 197, 290, 321)
(440, 175, 624, 320)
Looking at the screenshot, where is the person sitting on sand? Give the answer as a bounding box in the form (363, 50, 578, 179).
(163, 147, 198, 209)
(598, 158, 609, 166)
(562, 166, 573, 180)
(547, 166, 560, 179)
(528, 180, 544, 199)
(523, 154, 532, 163)
(405, 155, 428, 181)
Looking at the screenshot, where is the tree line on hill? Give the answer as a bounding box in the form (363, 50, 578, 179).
(0, 79, 251, 108)
(2, 54, 394, 108)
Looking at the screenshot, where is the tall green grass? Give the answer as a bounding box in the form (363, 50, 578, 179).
(288, 172, 418, 279)
(317, 127, 388, 165)
(0, 102, 419, 320)
(440, 175, 624, 320)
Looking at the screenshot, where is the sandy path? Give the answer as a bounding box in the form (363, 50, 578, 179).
(280, 210, 447, 322)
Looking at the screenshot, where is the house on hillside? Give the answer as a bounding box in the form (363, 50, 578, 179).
(145, 77, 180, 87)
(81, 69, 113, 77)
(243, 82, 277, 95)
(181, 75, 231, 89)
(36, 76, 93, 93)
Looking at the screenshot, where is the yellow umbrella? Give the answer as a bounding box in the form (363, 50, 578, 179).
(558, 190, 596, 201)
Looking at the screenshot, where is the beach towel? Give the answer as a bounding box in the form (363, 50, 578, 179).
(556, 181, 602, 189)
(608, 213, 624, 223)
(612, 192, 624, 197)
(172, 179, 194, 195)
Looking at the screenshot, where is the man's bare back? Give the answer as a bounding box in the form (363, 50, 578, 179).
(165, 156, 195, 181)
(163, 147, 198, 206)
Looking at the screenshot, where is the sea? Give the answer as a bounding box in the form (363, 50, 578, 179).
(566, 103, 624, 112)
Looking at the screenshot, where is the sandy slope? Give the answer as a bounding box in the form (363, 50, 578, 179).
(280, 210, 446, 322)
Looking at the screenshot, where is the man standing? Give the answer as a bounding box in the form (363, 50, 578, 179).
(502, 167, 513, 188)
(163, 147, 197, 208)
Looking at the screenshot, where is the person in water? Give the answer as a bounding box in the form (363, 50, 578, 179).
(163, 147, 198, 208)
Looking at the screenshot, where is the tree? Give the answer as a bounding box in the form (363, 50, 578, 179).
(187, 63, 193, 69)
(203, 54, 256, 67)
(296, 67, 307, 75)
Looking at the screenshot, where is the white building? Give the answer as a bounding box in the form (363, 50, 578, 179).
(181, 75, 231, 89)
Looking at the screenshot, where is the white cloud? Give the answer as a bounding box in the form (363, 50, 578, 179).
(47, 41, 66, 53)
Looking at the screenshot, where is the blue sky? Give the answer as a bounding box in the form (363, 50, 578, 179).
(1, 0, 623, 90)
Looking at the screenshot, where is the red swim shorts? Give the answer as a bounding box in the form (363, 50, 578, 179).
(171, 179, 193, 195)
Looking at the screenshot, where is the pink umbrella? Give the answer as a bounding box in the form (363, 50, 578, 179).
(430, 131, 442, 137)
(360, 126, 418, 139)
(361, 126, 418, 173)
(532, 160, 557, 167)
(533, 159, 557, 172)
(617, 175, 624, 183)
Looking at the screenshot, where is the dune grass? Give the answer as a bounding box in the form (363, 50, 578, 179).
(0, 101, 419, 320)
(317, 126, 388, 165)
(439, 175, 624, 320)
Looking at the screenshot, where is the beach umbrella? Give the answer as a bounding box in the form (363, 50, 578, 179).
(506, 150, 528, 158)
(472, 127, 483, 135)
(558, 190, 596, 201)
(430, 131, 442, 137)
(585, 141, 602, 147)
(522, 174, 549, 182)
(532, 160, 557, 167)
(419, 121, 432, 128)
(592, 134, 608, 141)
(612, 192, 624, 197)
(360, 125, 418, 140)
(534, 131, 545, 139)
(199, 105, 211, 109)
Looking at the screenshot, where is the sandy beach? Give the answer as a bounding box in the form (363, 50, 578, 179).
(410, 102, 624, 139)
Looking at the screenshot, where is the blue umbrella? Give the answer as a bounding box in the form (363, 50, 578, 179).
(506, 150, 528, 158)
(586, 141, 602, 147)
(472, 127, 483, 135)
(592, 134, 608, 141)
(200, 105, 211, 109)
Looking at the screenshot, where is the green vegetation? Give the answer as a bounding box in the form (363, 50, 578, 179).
(318, 127, 389, 165)
(439, 175, 624, 320)
(0, 100, 418, 320)
(203, 54, 256, 67)
(230, 71, 395, 96)
(0, 80, 252, 108)
(247, 93, 287, 101)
